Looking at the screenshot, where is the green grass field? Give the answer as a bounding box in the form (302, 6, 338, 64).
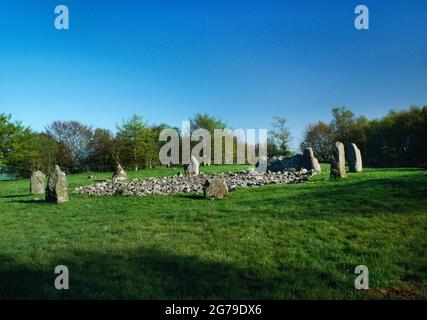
(0, 164, 426, 299)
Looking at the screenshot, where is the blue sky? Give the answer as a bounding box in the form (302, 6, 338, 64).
(0, 0, 426, 150)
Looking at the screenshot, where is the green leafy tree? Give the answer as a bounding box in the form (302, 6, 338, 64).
(269, 116, 292, 156)
(115, 114, 152, 170)
(88, 128, 115, 172)
(300, 121, 334, 161)
(330, 107, 357, 144)
(0, 113, 40, 176)
(190, 113, 227, 134)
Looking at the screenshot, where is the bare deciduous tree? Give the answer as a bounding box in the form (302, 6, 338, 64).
(45, 120, 93, 172)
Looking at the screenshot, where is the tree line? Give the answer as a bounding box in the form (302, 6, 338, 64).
(300, 106, 427, 168)
(1, 105, 425, 177)
(0, 112, 291, 177)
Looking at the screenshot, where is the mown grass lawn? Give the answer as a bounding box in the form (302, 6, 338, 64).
(0, 164, 426, 299)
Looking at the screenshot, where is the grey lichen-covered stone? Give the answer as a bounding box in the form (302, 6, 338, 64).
(46, 165, 68, 203)
(302, 147, 321, 173)
(266, 154, 303, 172)
(112, 164, 128, 183)
(330, 142, 346, 178)
(183, 156, 200, 176)
(348, 143, 363, 173)
(203, 178, 228, 199)
(30, 170, 46, 195)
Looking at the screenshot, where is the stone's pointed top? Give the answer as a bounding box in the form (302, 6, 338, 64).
(348, 143, 363, 173)
(302, 147, 321, 174)
(112, 164, 128, 183)
(184, 156, 200, 176)
(46, 165, 68, 203)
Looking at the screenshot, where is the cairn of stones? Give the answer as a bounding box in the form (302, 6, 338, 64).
(75, 169, 313, 197)
(112, 164, 128, 183)
(348, 143, 363, 173)
(184, 156, 200, 176)
(330, 142, 346, 178)
(30, 170, 46, 195)
(46, 165, 69, 203)
(203, 178, 228, 199)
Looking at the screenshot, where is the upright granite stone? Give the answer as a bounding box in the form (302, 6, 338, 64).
(330, 142, 346, 178)
(112, 164, 128, 183)
(348, 143, 363, 173)
(46, 165, 68, 203)
(184, 156, 200, 176)
(255, 156, 268, 173)
(30, 170, 46, 195)
(203, 178, 228, 199)
(302, 147, 321, 173)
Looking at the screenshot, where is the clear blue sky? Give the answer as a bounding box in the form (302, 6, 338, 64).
(1, 0, 426, 150)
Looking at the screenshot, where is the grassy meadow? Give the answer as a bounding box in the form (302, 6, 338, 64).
(0, 164, 426, 299)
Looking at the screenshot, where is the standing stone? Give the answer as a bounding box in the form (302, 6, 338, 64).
(184, 156, 200, 176)
(255, 156, 268, 173)
(330, 142, 346, 178)
(203, 178, 228, 199)
(46, 165, 68, 203)
(30, 170, 46, 195)
(302, 147, 322, 173)
(348, 143, 363, 173)
(112, 164, 128, 183)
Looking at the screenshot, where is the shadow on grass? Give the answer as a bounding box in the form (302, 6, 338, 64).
(236, 173, 427, 219)
(8, 199, 47, 205)
(0, 247, 347, 300)
(176, 194, 205, 200)
(0, 194, 31, 199)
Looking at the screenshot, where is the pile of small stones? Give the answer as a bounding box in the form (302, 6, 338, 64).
(74, 169, 314, 197)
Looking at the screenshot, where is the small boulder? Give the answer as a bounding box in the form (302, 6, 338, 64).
(30, 170, 46, 195)
(46, 165, 68, 203)
(112, 164, 128, 183)
(203, 178, 228, 199)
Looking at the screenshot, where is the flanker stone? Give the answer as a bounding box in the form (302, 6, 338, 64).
(348, 143, 363, 173)
(46, 165, 68, 203)
(30, 170, 46, 195)
(112, 164, 128, 183)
